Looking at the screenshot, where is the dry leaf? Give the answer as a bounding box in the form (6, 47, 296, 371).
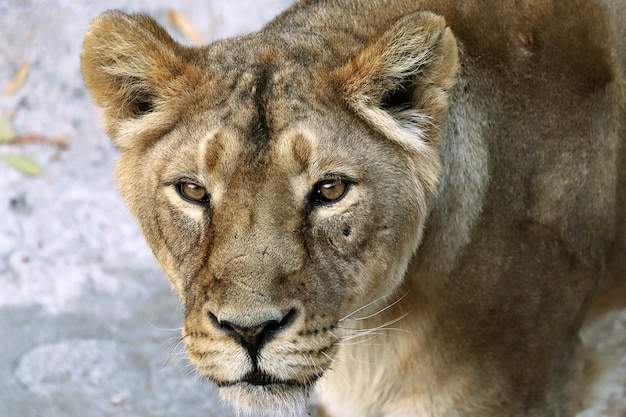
(4, 62, 31, 95)
(3, 154, 42, 176)
(0, 115, 17, 142)
(10, 133, 70, 149)
(167, 10, 204, 45)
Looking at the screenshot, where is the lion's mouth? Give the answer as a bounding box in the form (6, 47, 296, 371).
(218, 369, 316, 388)
(242, 370, 279, 386)
(218, 371, 277, 387)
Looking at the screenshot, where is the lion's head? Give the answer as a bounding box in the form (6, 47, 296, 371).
(81, 10, 457, 414)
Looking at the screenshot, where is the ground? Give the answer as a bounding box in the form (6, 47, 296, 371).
(0, 1, 623, 417)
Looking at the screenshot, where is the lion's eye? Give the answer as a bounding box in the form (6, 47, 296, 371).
(311, 178, 349, 205)
(176, 182, 210, 205)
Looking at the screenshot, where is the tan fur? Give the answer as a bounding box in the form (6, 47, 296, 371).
(81, 1, 626, 416)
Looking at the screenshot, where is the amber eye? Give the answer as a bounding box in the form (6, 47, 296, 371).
(311, 178, 349, 205)
(176, 182, 210, 205)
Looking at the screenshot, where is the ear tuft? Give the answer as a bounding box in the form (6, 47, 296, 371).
(81, 11, 202, 149)
(333, 11, 459, 152)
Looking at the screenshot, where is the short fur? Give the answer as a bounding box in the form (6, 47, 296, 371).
(81, 1, 626, 415)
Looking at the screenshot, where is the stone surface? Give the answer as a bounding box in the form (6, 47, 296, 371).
(0, 1, 623, 417)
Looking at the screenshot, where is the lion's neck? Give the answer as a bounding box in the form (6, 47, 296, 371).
(317, 287, 463, 416)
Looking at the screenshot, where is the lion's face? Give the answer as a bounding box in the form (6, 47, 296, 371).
(81, 11, 455, 414)
(123, 58, 429, 413)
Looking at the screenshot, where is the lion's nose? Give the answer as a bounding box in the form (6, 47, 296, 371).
(209, 309, 297, 357)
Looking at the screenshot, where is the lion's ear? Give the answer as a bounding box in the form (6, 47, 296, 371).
(333, 11, 459, 153)
(81, 11, 202, 149)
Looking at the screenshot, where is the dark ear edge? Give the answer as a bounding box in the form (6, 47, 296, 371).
(81, 11, 203, 149)
(331, 11, 459, 151)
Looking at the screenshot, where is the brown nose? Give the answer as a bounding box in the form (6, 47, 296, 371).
(209, 309, 297, 357)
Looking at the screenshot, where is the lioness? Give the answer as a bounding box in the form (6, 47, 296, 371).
(81, 0, 625, 415)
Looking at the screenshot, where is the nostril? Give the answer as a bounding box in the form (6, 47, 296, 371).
(208, 309, 298, 356)
(208, 311, 229, 332)
(277, 308, 297, 331)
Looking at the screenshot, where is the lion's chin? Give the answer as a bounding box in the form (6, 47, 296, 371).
(218, 382, 311, 416)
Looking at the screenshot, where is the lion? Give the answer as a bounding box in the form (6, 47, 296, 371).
(81, 0, 626, 415)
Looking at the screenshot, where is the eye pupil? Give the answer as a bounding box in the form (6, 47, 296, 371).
(312, 179, 348, 204)
(178, 182, 209, 204)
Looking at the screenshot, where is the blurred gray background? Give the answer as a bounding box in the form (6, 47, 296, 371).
(0, 1, 623, 416)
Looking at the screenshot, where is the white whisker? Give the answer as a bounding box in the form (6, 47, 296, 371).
(347, 291, 410, 321)
(319, 350, 335, 365)
(335, 312, 412, 350)
(304, 352, 326, 377)
(338, 335, 380, 347)
(145, 319, 183, 333)
(339, 291, 398, 322)
(340, 289, 410, 323)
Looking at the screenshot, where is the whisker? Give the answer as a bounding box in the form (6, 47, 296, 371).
(329, 330, 342, 342)
(185, 364, 202, 380)
(340, 330, 396, 342)
(303, 352, 326, 377)
(340, 337, 381, 347)
(164, 352, 190, 366)
(340, 289, 411, 323)
(145, 318, 183, 333)
(163, 336, 188, 367)
(339, 325, 415, 338)
(339, 291, 398, 322)
(347, 291, 410, 322)
(335, 312, 412, 347)
(345, 312, 409, 334)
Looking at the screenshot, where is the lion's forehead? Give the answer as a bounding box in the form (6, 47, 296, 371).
(203, 56, 322, 138)
(183, 67, 362, 190)
(171, 40, 368, 189)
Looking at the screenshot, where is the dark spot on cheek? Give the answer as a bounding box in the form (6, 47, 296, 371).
(342, 226, 351, 237)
